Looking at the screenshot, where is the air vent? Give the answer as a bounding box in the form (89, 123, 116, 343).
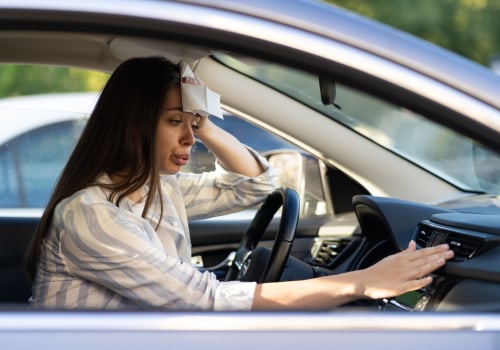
(309, 238, 350, 266)
(445, 232, 484, 261)
(416, 226, 484, 262)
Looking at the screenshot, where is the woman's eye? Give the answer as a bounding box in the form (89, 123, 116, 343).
(191, 124, 200, 131)
(169, 119, 182, 126)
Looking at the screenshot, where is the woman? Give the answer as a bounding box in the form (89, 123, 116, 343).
(26, 56, 453, 311)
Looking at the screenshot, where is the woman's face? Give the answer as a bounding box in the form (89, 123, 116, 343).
(156, 85, 200, 175)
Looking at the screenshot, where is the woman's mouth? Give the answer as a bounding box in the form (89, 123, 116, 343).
(173, 154, 190, 166)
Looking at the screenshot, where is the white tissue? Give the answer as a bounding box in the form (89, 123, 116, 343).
(179, 61, 223, 119)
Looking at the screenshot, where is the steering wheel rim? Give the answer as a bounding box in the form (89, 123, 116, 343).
(225, 187, 300, 283)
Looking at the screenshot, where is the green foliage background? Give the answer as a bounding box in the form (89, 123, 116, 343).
(0, 65, 109, 98)
(326, 0, 500, 67)
(0, 0, 498, 98)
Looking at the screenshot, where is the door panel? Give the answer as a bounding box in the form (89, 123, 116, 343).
(0, 216, 37, 303)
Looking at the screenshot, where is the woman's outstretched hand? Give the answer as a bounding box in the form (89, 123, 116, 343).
(253, 241, 454, 310)
(358, 240, 454, 300)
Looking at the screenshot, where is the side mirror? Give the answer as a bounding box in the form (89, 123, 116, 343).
(265, 150, 330, 218)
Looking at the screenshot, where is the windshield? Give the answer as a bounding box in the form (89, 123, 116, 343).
(215, 53, 500, 195)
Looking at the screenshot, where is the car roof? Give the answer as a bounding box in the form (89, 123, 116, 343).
(0, 92, 98, 143)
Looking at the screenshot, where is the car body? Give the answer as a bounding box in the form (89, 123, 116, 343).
(0, 0, 500, 348)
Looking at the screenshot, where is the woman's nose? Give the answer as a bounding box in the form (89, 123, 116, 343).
(181, 124, 196, 145)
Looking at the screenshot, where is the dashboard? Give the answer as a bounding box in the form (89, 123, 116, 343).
(308, 194, 500, 312)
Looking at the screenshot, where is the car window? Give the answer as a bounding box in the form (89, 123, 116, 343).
(0, 107, 298, 209)
(0, 67, 303, 210)
(0, 120, 85, 207)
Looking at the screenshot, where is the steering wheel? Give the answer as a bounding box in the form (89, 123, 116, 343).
(225, 187, 300, 283)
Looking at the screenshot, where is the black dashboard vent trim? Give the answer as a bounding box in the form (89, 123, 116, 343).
(416, 222, 486, 262)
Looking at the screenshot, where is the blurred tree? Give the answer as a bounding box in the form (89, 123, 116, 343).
(326, 0, 500, 67)
(0, 65, 108, 98)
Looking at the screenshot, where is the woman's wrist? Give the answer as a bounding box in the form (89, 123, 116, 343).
(194, 117, 216, 141)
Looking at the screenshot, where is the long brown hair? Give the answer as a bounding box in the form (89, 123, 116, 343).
(25, 56, 181, 281)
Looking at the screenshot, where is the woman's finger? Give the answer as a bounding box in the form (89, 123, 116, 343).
(405, 243, 453, 262)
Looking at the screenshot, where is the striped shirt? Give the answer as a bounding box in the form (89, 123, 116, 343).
(30, 151, 277, 311)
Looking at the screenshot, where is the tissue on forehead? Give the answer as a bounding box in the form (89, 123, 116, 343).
(179, 61, 223, 119)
